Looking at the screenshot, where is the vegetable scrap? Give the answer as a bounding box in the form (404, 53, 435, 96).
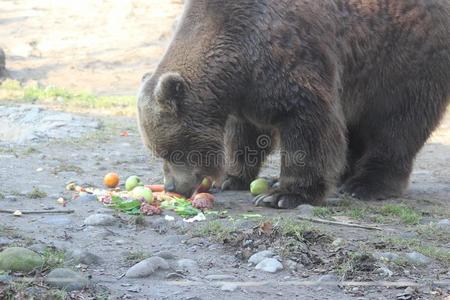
(67, 174, 216, 220)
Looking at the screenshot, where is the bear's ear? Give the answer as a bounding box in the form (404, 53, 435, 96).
(154, 72, 186, 113)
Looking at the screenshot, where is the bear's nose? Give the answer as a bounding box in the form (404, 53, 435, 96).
(164, 182, 176, 192)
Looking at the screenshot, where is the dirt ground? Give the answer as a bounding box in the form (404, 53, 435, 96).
(1, 1, 450, 299)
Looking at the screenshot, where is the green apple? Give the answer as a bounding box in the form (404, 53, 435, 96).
(197, 177, 212, 192)
(250, 178, 269, 196)
(131, 186, 153, 203)
(125, 175, 143, 191)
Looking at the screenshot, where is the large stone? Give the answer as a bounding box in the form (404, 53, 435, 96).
(125, 256, 169, 278)
(437, 219, 450, 229)
(0, 247, 43, 272)
(84, 214, 116, 226)
(405, 252, 431, 266)
(255, 258, 284, 273)
(46, 268, 89, 291)
(248, 250, 274, 265)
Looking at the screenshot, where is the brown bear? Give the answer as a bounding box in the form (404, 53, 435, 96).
(137, 0, 450, 208)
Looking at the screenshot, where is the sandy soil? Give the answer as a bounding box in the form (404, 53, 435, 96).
(1, 0, 183, 95)
(0, 1, 449, 299)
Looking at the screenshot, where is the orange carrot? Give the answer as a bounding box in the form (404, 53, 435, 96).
(146, 185, 165, 192)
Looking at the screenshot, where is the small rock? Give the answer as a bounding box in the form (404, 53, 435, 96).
(78, 193, 98, 201)
(375, 266, 394, 277)
(84, 214, 116, 226)
(255, 258, 283, 273)
(46, 268, 89, 291)
(69, 250, 102, 265)
(285, 260, 298, 271)
(248, 250, 274, 265)
(405, 252, 431, 266)
(125, 256, 169, 278)
(0, 274, 13, 283)
(166, 272, 185, 280)
(0, 237, 13, 246)
(5, 196, 17, 202)
(154, 251, 177, 260)
(205, 274, 235, 281)
(331, 238, 345, 248)
(220, 283, 239, 292)
(437, 219, 450, 229)
(297, 204, 314, 217)
(373, 252, 400, 262)
(177, 259, 199, 273)
(318, 274, 339, 282)
(317, 274, 340, 291)
(0, 247, 43, 272)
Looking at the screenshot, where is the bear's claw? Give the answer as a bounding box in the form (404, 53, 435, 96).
(253, 192, 301, 209)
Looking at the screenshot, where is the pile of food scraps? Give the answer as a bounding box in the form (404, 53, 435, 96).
(67, 173, 216, 221)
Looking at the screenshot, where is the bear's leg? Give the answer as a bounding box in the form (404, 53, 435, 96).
(254, 108, 347, 208)
(221, 117, 275, 191)
(339, 127, 366, 186)
(340, 83, 449, 200)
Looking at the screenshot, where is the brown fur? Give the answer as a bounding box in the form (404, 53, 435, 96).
(138, 0, 450, 207)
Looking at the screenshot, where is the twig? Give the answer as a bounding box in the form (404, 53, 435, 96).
(169, 279, 450, 288)
(0, 209, 75, 215)
(297, 216, 382, 231)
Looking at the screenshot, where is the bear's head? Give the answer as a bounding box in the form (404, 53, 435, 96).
(137, 0, 262, 196)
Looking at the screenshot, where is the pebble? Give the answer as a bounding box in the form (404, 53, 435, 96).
(0, 237, 13, 246)
(373, 252, 400, 262)
(331, 238, 345, 248)
(205, 274, 235, 281)
(84, 214, 116, 226)
(285, 260, 298, 271)
(78, 193, 98, 201)
(317, 274, 340, 291)
(154, 251, 177, 260)
(297, 204, 314, 218)
(0, 247, 43, 272)
(69, 249, 102, 265)
(437, 219, 450, 229)
(166, 272, 185, 280)
(248, 250, 274, 265)
(255, 258, 284, 273)
(375, 266, 394, 277)
(125, 256, 169, 278)
(177, 259, 199, 273)
(405, 252, 431, 266)
(0, 274, 13, 283)
(220, 283, 239, 292)
(46, 268, 89, 291)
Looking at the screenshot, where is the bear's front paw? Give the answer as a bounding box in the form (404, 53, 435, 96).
(221, 175, 249, 191)
(253, 191, 301, 209)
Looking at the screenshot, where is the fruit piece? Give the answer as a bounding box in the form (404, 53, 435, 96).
(125, 176, 143, 191)
(192, 193, 215, 210)
(165, 192, 185, 199)
(104, 172, 120, 188)
(250, 178, 269, 195)
(146, 185, 165, 193)
(13, 210, 22, 217)
(66, 182, 76, 191)
(140, 203, 162, 215)
(197, 177, 213, 193)
(131, 186, 153, 204)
